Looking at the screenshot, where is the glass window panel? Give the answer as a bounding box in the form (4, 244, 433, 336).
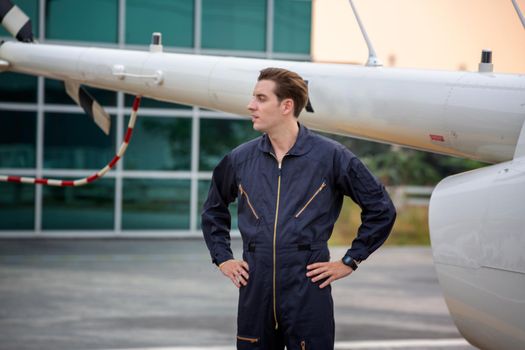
(44, 113, 116, 169)
(0, 0, 39, 38)
(0, 73, 37, 103)
(202, 0, 266, 51)
(0, 183, 34, 230)
(198, 179, 238, 230)
(88, 85, 117, 106)
(42, 178, 115, 230)
(45, 79, 74, 105)
(122, 179, 190, 230)
(0, 111, 36, 168)
(123, 116, 191, 171)
(197, 179, 210, 230)
(199, 118, 260, 171)
(273, 0, 311, 54)
(45, 79, 117, 106)
(46, 0, 118, 43)
(125, 0, 193, 47)
(125, 94, 191, 109)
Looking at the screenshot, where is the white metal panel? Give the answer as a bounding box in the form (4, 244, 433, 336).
(430, 158, 525, 274)
(445, 73, 525, 163)
(480, 158, 525, 274)
(435, 263, 525, 350)
(297, 67, 457, 154)
(429, 167, 489, 268)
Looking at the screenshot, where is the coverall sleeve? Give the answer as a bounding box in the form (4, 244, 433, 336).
(335, 149, 396, 261)
(201, 154, 238, 266)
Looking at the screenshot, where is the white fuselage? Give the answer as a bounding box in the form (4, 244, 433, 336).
(429, 157, 525, 349)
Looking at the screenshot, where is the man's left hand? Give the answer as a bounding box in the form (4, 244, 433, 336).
(306, 260, 354, 288)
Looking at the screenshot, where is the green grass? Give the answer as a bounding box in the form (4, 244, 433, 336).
(329, 197, 430, 247)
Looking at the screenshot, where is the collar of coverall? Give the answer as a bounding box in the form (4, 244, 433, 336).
(257, 122, 314, 157)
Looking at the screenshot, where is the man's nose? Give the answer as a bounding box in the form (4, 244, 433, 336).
(247, 98, 256, 111)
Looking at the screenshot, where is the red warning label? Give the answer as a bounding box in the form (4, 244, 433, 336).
(430, 134, 445, 142)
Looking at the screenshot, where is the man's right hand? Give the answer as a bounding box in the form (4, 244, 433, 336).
(218, 259, 250, 288)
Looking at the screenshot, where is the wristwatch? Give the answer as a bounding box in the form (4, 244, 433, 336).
(341, 255, 359, 271)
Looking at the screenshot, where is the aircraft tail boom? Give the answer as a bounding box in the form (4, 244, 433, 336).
(1, 41, 524, 164)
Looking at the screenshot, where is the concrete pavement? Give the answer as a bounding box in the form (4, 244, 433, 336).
(0, 239, 476, 350)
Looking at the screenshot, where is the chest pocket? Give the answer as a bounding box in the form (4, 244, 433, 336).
(294, 181, 327, 218)
(239, 184, 260, 220)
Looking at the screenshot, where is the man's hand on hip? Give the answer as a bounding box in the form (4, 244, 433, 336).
(219, 259, 250, 288)
(306, 260, 353, 289)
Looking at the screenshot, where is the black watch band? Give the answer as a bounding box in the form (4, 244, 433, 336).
(341, 255, 359, 271)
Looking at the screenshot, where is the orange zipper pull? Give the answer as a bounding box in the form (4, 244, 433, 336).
(237, 335, 259, 343)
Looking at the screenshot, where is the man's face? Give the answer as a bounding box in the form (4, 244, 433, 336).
(247, 79, 289, 133)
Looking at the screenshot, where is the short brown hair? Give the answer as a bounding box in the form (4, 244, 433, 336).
(258, 67, 308, 118)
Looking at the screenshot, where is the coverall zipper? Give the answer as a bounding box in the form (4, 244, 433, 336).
(295, 181, 327, 218)
(239, 184, 260, 219)
(270, 152, 283, 330)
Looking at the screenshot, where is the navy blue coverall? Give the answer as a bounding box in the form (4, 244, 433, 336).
(202, 123, 396, 350)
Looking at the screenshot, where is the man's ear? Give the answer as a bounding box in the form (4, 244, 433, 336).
(281, 98, 294, 116)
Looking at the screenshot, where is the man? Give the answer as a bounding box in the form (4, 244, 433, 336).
(202, 67, 396, 350)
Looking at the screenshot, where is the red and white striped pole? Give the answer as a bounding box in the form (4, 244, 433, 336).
(0, 96, 142, 187)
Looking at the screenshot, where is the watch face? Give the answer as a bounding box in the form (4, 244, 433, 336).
(342, 256, 357, 270)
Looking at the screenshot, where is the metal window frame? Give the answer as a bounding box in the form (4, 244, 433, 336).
(0, 0, 311, 238)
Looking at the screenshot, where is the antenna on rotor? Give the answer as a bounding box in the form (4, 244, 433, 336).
(511, 0, 525, 31)
(348, 0, 382, 67)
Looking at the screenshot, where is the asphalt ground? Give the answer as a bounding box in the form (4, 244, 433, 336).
(0, 239, 476, 350)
